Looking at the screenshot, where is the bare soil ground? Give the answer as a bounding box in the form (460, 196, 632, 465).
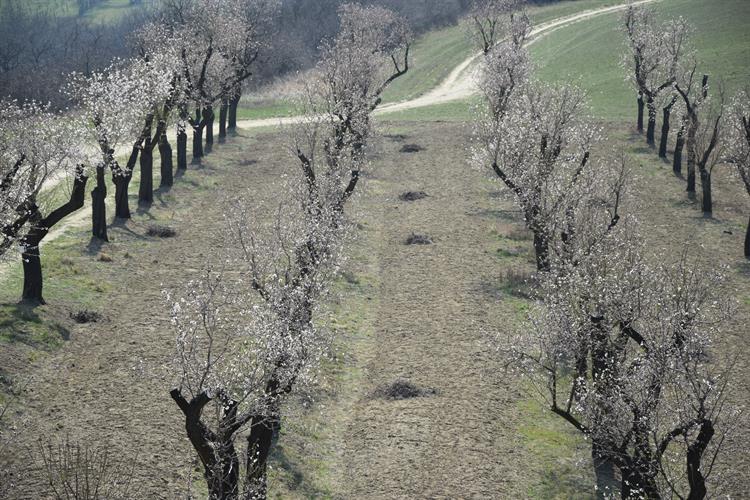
(1, 118, 748, 498)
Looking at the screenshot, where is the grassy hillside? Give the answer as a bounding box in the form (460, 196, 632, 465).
(532, 0, 750, 120)
(238, 0, 633, 120)
(0, 0, 145, 23)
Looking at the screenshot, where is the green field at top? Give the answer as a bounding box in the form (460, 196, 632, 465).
(0, 0, 146, 23)
(531, 0, 750, 121)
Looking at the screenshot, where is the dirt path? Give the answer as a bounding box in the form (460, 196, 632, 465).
(234, 0, 658, 129)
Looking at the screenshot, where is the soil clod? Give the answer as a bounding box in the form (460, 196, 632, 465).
(70, 310, 101, 324)
(373, 379, 437, 401)
(146, 225, 177, 238)
(399, 191, 428, 202)
(399, 144, 423, 153)
(405, 233, 433, 245)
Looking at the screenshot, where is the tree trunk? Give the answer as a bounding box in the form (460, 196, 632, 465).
(659, 104, 672, 158)
(177, 127, 187, 172)
(204, 106, 214, 153)
(591, 444, 617, 500)
(159, 133, 174, 188)
(193, 109, 204, 163)
(219, 99, 228, 143)
(745, 215, 750, 259)
(138, 137, 154, 205)
(113, 169, 133, 219)
(646, 96, 656, 146)
(245, 415, 275, 500)
(637, 92, 644, 132)
(91, 165, 108, 241)
(686, 420, 714, 500)
(673, 123, 685, 175)
(533, 231, 549, 272)
(22, 170, 87, 304)
(699, 168, 712, 214)
(228, 93, 240, 133)
(686, 117, 697, 194)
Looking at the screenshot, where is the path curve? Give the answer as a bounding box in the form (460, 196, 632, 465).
(235, 0, 658, 129)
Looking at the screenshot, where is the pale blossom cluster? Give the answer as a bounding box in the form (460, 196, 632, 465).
(166, 4, 410, 497)
(0, 100, 83, 261)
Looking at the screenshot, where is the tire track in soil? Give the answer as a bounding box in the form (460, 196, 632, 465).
(335, 122, 548, 499)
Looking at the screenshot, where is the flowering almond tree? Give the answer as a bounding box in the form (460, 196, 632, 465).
(469, 0, 528, 55)
(0, 100, 87, 304)
(68, 59, 172, 238)
(622, 6, 690, 146)
(474, 78, 623, 271)
(674, 64, 715, 198)
(218, 0, 280, 139)
(726, 89, 750, 257)
(510, 227, 734, 499)
(168, 5, 410, 498)
(472, 13, 626, 273)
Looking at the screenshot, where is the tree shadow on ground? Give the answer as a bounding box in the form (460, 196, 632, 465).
(269, 443, 331, 498)
(0, 303, 70, 349)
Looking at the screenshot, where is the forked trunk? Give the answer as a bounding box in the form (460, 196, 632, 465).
(22, 170, 87, 304)
(91, 165, 108, 241)
(219, 99, 228, 143)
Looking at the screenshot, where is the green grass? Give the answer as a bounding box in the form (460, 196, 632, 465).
(0, 0, 144, 23)
(236, 100, 297, 121)
(241, 0, 639, 120)
(517, 398, 595, 499)
(0, 304, 69, 350)
(531, 0, 750, 120)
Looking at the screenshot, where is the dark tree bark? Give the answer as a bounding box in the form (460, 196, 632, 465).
(686, 117, 697, 194)
(138, 136, 154, 206)
(533, 231, 549, 272)
(204, 106, 214, 153)
(159, 131, 174, 188)
(177, 126, 188, 172)
(228, 93, 240, 133)
(91, 165, 108, 241)
(245, 414, 275, 500)
(591, 444, 617, 499)
(659, 96, 678, 158)
(170, 389, 245, 500)
(192, 108, 204, 161)
(686, 420, 714, 500)
(21, 169, 88, 304)
(637, 92, 644, 132)
(646, 95, 656, 146)
(219, 98, 228, 143)
(700, 169, 712, 214)
(673, 121, 685, 175)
